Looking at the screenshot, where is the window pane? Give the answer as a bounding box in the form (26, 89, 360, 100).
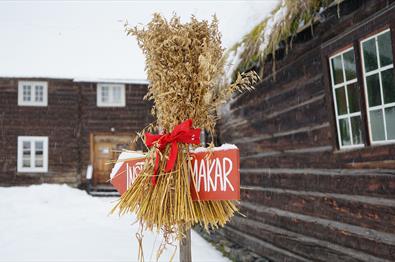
(22, 141, 31, 167)
(335, 87, 347, 115)
(350, 116, 363, 145)
(35, 156, 43, 168)
(347, 83, 360, 113)
(370, 109, 385, 141)
(339, 118, 351, 146)
(385, 106, 395, 140)
(35, 86, 44, 102)
(35, 141, 43, 154)
(331, 55, 344, 84)
(35, 141, 44, 167)
(23, 141, 30, 151)
(378, 31, 393, 67)
(343, 50, 356, 80)
(381, 68, 395, 104)
(112, 86, 121, 103)
(362, 38, 378, 72)
(23, 85, 31, 101)
(366, 73, 382, 106)
(101, 86, 109, 103)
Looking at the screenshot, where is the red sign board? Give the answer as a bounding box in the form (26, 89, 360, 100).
(110, 153, 145, 195)
(110, 145, 240, 201)
(190, 148, 240, 201)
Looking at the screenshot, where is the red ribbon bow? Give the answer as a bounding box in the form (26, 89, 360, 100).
(145, 119, 201, 185)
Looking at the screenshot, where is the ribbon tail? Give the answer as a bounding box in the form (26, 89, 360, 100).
(165, 141, 178, 173)
(152, 150, 160, 186)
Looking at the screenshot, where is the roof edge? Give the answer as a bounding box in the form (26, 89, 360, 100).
(0, 75, 149, 85)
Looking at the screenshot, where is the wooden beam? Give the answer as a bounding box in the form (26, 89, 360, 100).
(180, 229, 192, 262)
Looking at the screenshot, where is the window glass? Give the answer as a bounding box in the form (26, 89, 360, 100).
(350, 116, 363, 145)
(23, 85, 31, 101)
(343, 50, 357, 80)
(331, 55, 344, 84)
(101, 86, 109, 103)
(362, 30, 395, 143)
(18, 137, 48, 172)
(378, 31, 393, 67)
(113, 86, 122, 103)
(330, 47, 363, 148)
(335, 87, 347, 115)
(22, 141, 31, 167)
(35, 85, 44, 102)
(347, 83, 361, 113)
(381, 68, 395, 104)
(385, 107, 395, 140)
(370, 109, 385, 141)
(366, 73, 382, 106)
(362, 38, 378, 72)
(19, 81, 47, 106)
(97, 84, 125, 107)
(339, 118, 351, 146)
(35, 141, 44, 167)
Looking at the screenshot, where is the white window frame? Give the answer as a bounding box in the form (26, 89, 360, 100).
(97, 83, 126, 107)
(18, 81, 48, 106)
(329, 47, 365, 150)
(360, 28, 395, 145)
(17, 136, 48, 173)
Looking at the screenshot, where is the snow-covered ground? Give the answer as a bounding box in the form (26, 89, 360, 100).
(0, 184, 229, 262)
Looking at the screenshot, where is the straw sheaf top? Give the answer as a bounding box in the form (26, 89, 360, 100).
(127, 14, 258, 135)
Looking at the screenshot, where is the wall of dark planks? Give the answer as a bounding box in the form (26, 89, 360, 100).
(0, 78, 152, 186)
(218, 0, 395, 261)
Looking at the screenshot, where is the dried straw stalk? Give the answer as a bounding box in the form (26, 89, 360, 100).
(113, 13, 258, 243)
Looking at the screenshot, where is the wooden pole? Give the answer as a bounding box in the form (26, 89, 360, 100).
(180, 228, 192, 262)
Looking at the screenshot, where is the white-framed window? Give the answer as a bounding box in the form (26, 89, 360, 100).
(360, 29, 395, 144)
(329, 47, 364, 149)
(18, 81, 48, 106)
(17, 136, 48, 173)
(97, 83, 125, 107)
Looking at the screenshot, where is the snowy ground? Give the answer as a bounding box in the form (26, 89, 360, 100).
(0, 184, 229, 262)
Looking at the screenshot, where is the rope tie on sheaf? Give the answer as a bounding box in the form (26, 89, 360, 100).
(145, 119, 201, 185)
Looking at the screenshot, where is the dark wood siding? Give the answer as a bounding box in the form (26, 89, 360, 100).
(0, 78, 152, 186)
(218, 0, 395, 261)
(78, 82, 152, 184)
(0, 78, 80, 185)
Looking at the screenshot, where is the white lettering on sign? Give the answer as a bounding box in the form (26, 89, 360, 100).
(193, 157, 235, 192)
(126, 161, 145, 189)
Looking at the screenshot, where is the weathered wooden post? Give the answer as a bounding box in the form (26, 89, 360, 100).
(180, 229, 192, 262)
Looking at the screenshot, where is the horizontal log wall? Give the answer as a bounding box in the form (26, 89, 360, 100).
(78, 82, 153, 184)
(0, 78, 80, 186)
(0, 78, 152, 186)
(218, 0, 395, 261)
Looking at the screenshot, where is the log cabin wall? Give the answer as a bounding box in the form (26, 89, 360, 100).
(77, 81, 152, 184)
(218, 0, 395, 261)
(0, 78, 80, 186)
(0, 78, 152, 186)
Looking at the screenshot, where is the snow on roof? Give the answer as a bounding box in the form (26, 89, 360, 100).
(0, 74, 148, 85)
(73, 77, 149, 85)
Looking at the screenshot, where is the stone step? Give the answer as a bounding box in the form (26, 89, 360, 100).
(89, 190, 120, 197)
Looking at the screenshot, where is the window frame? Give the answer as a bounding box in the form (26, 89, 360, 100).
(97, 83, 126, 107)
(360, 28, 395, 145)
(18, 81, 48, 106)
(17, 136, 48, 173)
(328, 46, 365, 150)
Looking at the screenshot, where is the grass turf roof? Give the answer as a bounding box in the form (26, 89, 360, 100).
(224, 0, 342, 81)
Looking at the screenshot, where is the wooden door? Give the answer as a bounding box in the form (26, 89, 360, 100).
(92, 134, 135, 185)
